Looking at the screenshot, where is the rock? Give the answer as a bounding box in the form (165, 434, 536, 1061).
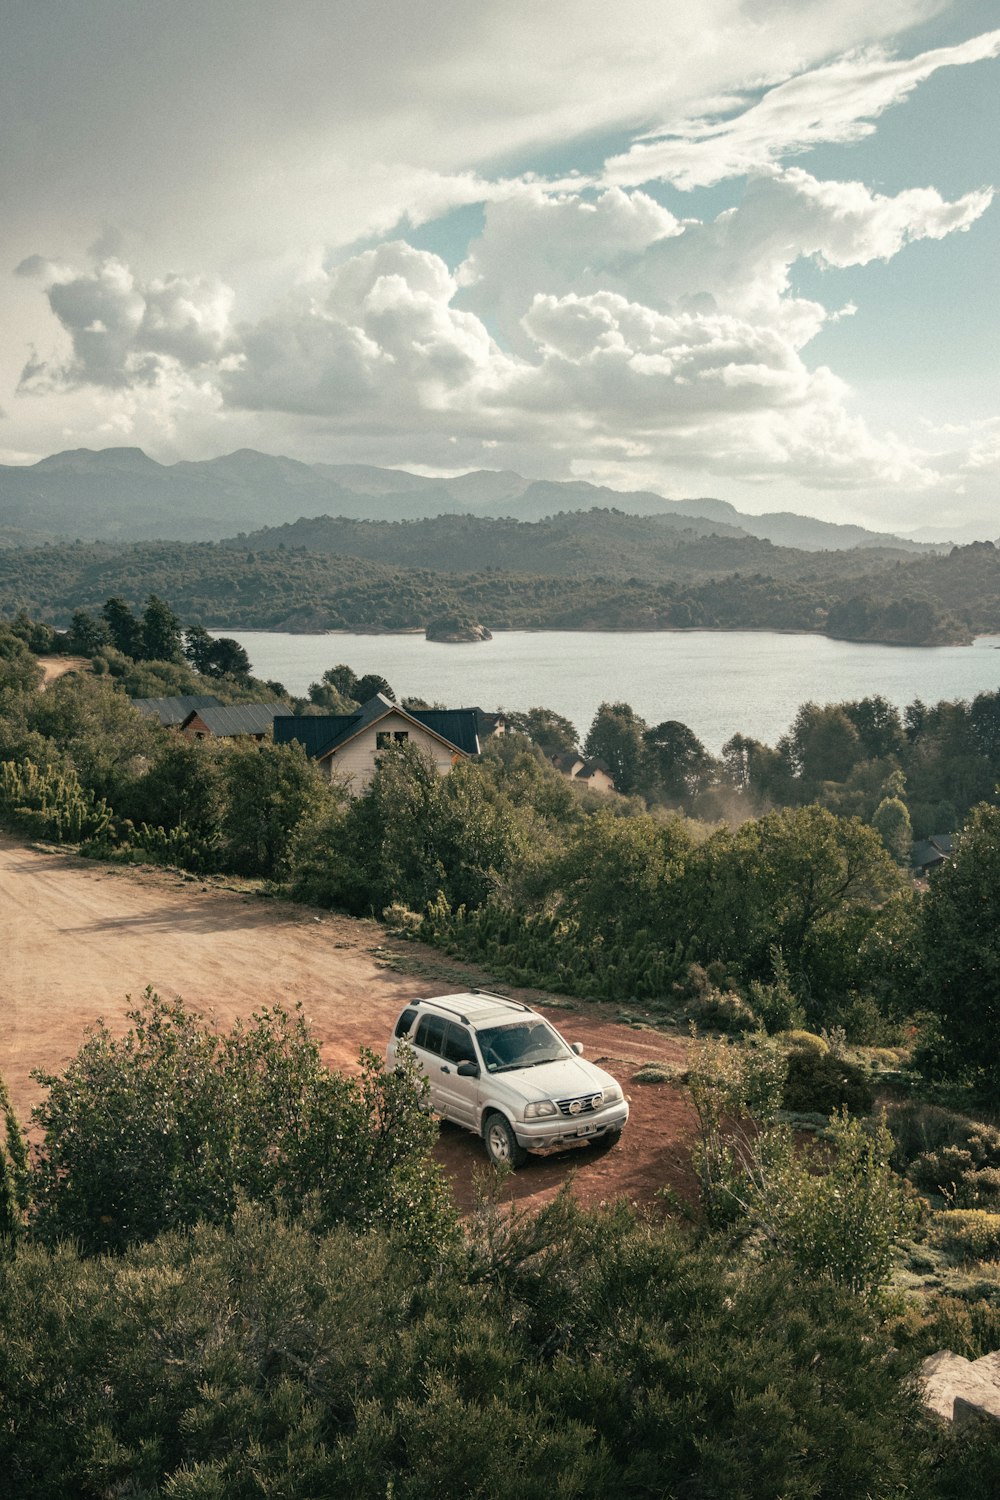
(425, 617, 493, 643)
(920, 1349, 1000, 1426)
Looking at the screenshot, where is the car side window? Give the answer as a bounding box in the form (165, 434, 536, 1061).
(394, 1007, 418, 1039)
(414, 1014, 447, 1056)
(442, 1021, 475, 1064)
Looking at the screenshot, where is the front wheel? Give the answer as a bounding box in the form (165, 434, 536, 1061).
(483, 1111, 527, 1168)
(589, 1128, 622, 1155)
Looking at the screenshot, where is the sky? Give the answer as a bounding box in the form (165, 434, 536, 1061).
(2, 0, 998, 538)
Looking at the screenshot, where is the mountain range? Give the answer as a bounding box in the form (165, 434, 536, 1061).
(0, 446, 944, 554)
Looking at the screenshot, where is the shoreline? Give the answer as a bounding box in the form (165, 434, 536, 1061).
(211, 624, 991, 650)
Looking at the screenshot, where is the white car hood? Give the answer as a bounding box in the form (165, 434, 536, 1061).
(489, 1054, 619, 1103)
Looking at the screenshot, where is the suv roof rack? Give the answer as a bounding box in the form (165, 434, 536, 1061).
(470, 988, 531, 1011)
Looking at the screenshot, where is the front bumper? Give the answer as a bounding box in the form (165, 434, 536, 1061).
(513, 1098, 629, 1151)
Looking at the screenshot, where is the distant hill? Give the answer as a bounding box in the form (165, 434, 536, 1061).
(1, 534, 993, 646)
(226, 508, 758, 577)
(0, 445, 943, 553)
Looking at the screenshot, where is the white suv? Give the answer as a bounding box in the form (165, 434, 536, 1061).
(386, 990, 629, 1167)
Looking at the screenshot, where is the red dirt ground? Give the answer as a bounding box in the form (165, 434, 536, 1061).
(0, 836, 698, 1214)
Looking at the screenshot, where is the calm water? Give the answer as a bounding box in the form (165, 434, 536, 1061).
(216, 629, 1000, 753)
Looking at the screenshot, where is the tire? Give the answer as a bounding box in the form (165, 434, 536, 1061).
(483, 1111, 527, 1168)
(589, 1128, 622, 1155)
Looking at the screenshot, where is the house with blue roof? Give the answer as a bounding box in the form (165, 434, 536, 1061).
(273, 693, 501, 792)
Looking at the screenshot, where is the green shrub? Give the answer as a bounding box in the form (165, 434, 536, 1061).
(0, 1199, 934, 1500)
(782, 1047, 875, 1115)
(632, 1062, 675, 1084)
(750, 1112, 916, 1300)
(781, 1029, 829, 1054)
(689, 987, 760, 1034)
(890, 1105, 1000, 1205)
(30, 991, 454, 1256)
(936, 1210, 1000, 1263)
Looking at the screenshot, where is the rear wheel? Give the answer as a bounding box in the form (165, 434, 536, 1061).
(589, 1128, 622, 1155)
(483, 1111, 527, 1168)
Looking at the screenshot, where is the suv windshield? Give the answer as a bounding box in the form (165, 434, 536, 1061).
(476, 1020, 570, 1073)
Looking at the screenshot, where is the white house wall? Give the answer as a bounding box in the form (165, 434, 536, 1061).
(320, 712, 459, 793)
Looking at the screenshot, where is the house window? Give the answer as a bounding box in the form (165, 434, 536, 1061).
(394, 731, 408, 743)
(376, 731, 391, 749)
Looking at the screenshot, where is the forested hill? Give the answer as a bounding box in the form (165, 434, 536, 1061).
(0, 445, 939, 552)
(225, 509, 776, 577)
(1, 534, 997, 644)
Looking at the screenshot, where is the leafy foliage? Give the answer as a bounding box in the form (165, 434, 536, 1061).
(30, 991, 452, 1255)
(0, 1196, 940, 1499)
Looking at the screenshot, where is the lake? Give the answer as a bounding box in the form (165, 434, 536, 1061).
(214, 629, 1000, 753)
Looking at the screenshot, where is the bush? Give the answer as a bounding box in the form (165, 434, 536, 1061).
(750, 1112, 916, 1300)
(782, 1047, 875, 1115)
(688, 987, 760, 1034)
(30, 991, 454, 1255)
(0, 1199, 935, 1499)
(889, 1104, 1000, 1205)
(936, 1210, 1000, 1263)
(781, 1029, 829, 1055)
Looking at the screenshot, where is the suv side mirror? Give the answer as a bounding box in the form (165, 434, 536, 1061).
(456, 1060, 480, 1078)
(571, 1042, 584, 1056)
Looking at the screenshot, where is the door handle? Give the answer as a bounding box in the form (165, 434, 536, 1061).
(440, 1065, 451, 1074)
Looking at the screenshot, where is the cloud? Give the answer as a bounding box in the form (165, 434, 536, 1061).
(224, 242, 507, 427)
(19, 152, 988, 495)
(18, 259, 235, 391)
(603, 29, 1000, 188)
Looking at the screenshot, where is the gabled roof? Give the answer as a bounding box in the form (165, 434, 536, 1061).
(131, 693, 222, 726)
(408, 707, 483, 756)
(182, 701, 291, 737)
(273, 713, 359, 759)
(577, 757, 612, 780)
(912, 833, 956, 871)
(274, 693, 479, 761)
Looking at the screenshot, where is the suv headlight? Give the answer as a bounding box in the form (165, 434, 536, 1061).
(523, 1100, 558, 1119)
(601, 1084, 622, 1105)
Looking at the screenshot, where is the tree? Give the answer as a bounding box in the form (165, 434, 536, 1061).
(503, 706, 578, 757)
(67, 609, 110, 656)
(551, 807, 692, 946)
(183, 623, 216, 673)
(0, 627, 41, 695)
(101, 596, 140, 657)
(209, 636, 251, 677)
(27, 673, 160, 804)
(186, 626, 253, 678)
(680, 805, 901, 986)
(355, 671, 395, 703)
(873, 794, 913, 866)
(644, 719, 715, 802)
(787, 701, 862, 787)
(220, 740, 331, 877)
(844, 695, 905, 761)
(139, 594, 182, 663)
(919, 804, 1000, 1097)
(584, 701, 646, 794)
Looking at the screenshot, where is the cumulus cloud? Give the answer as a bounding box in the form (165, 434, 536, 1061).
(603, 29, 1000, 188)
(224, 242, 508, 427)
(18, 259, 235, 391)
(19, 144, 989, 496)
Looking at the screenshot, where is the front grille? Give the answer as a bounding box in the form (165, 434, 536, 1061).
(557, 1093, 604, 1117)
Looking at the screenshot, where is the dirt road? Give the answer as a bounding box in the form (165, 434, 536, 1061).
(0, 836, 695, 1211)
(38, 655, 90, 688)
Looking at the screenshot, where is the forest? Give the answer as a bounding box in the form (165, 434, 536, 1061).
(2, 603, 1000, 1495)
(1, 516, 998, 643)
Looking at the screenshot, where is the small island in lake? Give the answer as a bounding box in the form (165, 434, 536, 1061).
(425, 613, 493, 644)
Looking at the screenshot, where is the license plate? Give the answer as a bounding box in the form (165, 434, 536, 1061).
(575, 1123, 595, 1136)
